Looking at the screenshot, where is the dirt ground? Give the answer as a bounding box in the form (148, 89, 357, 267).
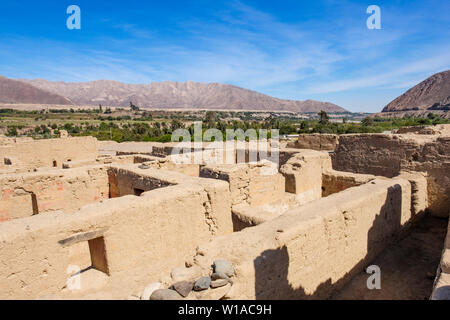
(331, 215, 448, 300)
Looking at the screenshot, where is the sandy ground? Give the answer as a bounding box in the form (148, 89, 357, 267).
(331, 215, 448, 300)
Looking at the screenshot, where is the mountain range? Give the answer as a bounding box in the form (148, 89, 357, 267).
(0, 76, 347, 112)
(4, 70, 448, 114)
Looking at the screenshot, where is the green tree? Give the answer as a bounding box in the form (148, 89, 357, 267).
(170, 119, 184, 131)
(6, 126, 18, 137)
(318, 110, 329, 125)
(205, 111, 216, 128)
(130, 101, 140, 111)
(361, 117, 374, 127)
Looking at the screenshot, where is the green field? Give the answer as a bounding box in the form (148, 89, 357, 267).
(1, 108, 449, 143)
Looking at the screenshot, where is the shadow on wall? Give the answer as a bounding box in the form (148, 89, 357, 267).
(254, 184, 404, 299)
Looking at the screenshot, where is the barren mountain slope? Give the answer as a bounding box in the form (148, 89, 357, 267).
(382, 70, 450, 112)
(20, 79, 346, 112)
(0, 76, 72, 105)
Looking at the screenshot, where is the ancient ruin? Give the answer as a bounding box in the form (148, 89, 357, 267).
(0, 125, 449, 300)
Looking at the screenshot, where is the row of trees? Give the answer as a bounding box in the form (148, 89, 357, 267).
(4, 109, 449, 141)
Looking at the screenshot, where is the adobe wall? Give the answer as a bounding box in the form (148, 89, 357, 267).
(395, 124, 450, 135)
(98, 141, 159, 156)
(230, 166, 382, 232)
(286, 134, 339, 151)
(133, 155, 200, 177)
(0, 135, 34, 145)
(200, 161, 285, 207)
(322, 170, 375, 197)
(62, 155, 135, 169)
(108, 167, 175, 198)
(106, 164, 234, 236)
(0, 166, 233, 299)
(193, 178, 416, 299)
(103, 140, 285, 168)
(280, 150, 331, 203)
(0, 136, 98, 171)
(202, 151, 334, 232)
(0, 166, 109, 222)
(332, 133, 450, 217)
(396, 171, 429, 217)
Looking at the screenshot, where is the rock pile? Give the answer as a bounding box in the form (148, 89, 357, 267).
(138, 259, 235, 300)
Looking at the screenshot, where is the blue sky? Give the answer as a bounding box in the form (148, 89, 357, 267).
(0, 0, 449, 112)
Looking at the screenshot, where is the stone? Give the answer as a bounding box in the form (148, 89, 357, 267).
(140, 282, 161, 300)
(193, 283, 232, 300)
(210, 279, 228, 288)
(172, 281, 194, 297)
(193, 277, 211, 291)
(211, 272, 228, 280)
(211, 272, 233, 285)
(150, 289, 183, 300)
(213, 259, 234, 277)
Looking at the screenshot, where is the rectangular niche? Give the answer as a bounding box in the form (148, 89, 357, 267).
(61, 230, 110, 276)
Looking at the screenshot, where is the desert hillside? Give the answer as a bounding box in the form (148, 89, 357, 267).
(19, 78, 346, 112)
(0, 76, 72, 105)
(382, 70, 450, 112)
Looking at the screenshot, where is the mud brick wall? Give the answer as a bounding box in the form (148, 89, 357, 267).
(0, 166, 109, 222)
(332, 133, 450, 217)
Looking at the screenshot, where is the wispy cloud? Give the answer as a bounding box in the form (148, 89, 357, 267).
(303, 50, 450, 94)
